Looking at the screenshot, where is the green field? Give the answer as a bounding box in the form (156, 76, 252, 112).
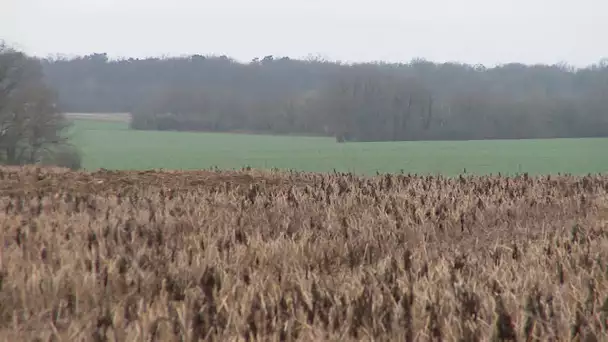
(68, 119, 608, 176)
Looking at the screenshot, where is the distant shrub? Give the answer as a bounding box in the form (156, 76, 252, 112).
(40, 145, 82, 170)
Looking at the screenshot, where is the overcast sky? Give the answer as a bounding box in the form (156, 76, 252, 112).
(2, 0, 607, 67)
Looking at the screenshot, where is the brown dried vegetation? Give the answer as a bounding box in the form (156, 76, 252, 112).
(1, 166, 608, 341)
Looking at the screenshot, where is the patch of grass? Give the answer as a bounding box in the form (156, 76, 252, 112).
(69, 119, 608, 176)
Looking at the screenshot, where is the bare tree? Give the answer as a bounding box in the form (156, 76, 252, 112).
(0, 44, 23, 113)
(319, 66, 433, 142)
(0, 42, 74, 166)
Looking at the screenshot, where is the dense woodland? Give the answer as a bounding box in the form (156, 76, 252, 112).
(41, 53, 608, 141)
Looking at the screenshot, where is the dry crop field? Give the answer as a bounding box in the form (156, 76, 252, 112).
(0, 166, 608, 341)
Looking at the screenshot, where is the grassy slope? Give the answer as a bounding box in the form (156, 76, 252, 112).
(68, 119, 608, 176)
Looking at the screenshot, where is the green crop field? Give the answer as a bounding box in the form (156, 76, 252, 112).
(67, 118, 608, 176)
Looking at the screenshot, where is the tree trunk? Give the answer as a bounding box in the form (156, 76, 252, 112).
(5, 144, 17, 165)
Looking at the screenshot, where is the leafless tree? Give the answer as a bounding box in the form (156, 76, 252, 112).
(0, 42, 74, 166)
(318, 66, 434, 142)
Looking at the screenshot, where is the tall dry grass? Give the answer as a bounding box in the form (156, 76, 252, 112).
(0, 166, 607, 341)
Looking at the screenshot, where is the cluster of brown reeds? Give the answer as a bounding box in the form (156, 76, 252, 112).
(0, 166, 607, 341)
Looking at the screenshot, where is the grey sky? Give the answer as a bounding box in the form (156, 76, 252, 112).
(2, 0, 607, 66)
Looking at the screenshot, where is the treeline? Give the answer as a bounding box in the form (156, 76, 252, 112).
(41, 53, 608, 141)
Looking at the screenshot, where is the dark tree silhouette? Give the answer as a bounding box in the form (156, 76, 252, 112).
(0, 43, 78, 167)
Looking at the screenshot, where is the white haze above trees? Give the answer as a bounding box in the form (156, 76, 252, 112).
(4, 0, 607, 67)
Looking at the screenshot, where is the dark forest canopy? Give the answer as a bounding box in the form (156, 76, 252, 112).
(39, 53, 608, 141)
